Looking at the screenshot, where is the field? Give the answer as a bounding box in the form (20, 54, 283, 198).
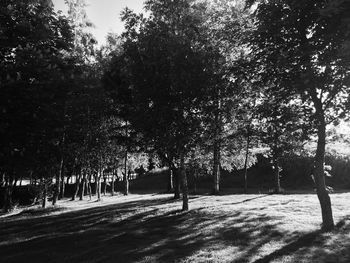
(1, 192, 350, 263)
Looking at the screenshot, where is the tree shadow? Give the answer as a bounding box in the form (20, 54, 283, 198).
(2, 195, 348, 263)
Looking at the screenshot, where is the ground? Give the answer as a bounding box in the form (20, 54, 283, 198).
(1, 191, 350, 263)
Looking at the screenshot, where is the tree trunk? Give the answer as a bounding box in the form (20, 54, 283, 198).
(93, 174, 97, 195)
(274, 158, 281, 193)
(193, 168, 198, 194)
(168, 169, 174, 192)
(111, 170, 115, 196)
(79, 173, 86, 201)
(3, 174, 14, 212)
(53, 158, 64, 205)
(314, 114, 334, 231)
(1, 172, 5, 187)
(97, 167, 102, 201)
(42, 180, 47, 208)
(103, 176, 107, 196)
(124, 151, 129, 196)
(29, 172, 33, 186)
(13, 177, 18, 188)
(173, 168, 180, 199)
(87, 174, 92, 200)
(180, 151, 189, 211)
(213, 140, 220, 195)
(72, 173, 81, 201)
(243, 127, 251, 194)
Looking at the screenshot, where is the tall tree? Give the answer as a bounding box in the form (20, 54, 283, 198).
(104, 0, 220, 210)
(248, 0, 350, 230)
(0, 0, 74, 210)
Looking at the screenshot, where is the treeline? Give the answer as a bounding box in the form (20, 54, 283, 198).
(1, 0, 350, 231)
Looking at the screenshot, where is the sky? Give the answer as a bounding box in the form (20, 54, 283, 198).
(52, 0, 144, 46)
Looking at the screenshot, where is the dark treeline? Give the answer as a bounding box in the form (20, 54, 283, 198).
(1, 0, 350, 231)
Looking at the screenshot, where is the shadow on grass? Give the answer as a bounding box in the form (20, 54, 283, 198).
(252, 231, 321, 263)
(1, 195, 349, 263)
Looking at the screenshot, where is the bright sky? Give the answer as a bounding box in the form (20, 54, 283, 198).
(52, 0, 145, 46)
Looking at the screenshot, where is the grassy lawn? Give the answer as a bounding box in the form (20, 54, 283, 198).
(1, 192, 350, 263)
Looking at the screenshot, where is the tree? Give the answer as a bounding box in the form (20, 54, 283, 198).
(104, 0, 220, 210)
(0, 0, 74, 210)
(248, 0, 350, 230)
(258, 94, 310, 193)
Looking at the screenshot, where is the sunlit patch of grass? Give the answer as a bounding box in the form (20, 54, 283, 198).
(19, 205, 67, 216)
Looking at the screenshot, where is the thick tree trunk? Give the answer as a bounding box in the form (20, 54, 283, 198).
(213, 140, 221, 195)
(180, 152, 189, 211)
(314, 115, 334, 231)
(243, 127, 251, 194)
(168, 169, 174, 192)
(173, 168, 180, 199)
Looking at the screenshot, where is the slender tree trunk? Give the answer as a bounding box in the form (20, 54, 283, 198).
(96, 174, 101, 201)
(168, 169, 174, 192)
(1, 172, 5, 187)
(79, 173, 86, 201)
(97, 160, 102, 201)
(243, 127, 251, 194)
(314, 114, 334, 231)
(111, 170, 115, 196)
(4, 174, 14, 212)
(213, 140, 221, 195)
(180, 151, 189, 211)
(29, 172, 33, 186)
(213, 85, 222, 195)
(124, 151, 129, 196)
(13, 177, 18, 187)
(93, 174, 97, 195)
(173, 168, 180, 199)
(42, 180, 47, 208)
(84, 176, 88, 196)
(53, 158, 64, 205)
(72, 173, 81, 201)
(87, 174, 92, 199)
(57, 157, 64, 200)
(60, 177, 65, 199)
(193, 168, 198, 194)
(103, 176, 107, 196)
(274, 158, 281, 193)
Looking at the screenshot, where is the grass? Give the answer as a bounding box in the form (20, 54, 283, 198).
(1, 192, 350, 263)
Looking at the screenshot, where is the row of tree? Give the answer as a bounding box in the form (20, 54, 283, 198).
(1, 0, 350, 231)
(0, 0, 150, 211)
(103, 0, 350, 231)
